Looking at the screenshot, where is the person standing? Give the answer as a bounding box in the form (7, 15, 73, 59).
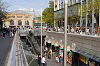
(38, 54, 41, 66)
(59, 56, 62, 64)
(41, 56, 46, 66)
(56, 56, 58, 63)
(3, 30, 6, 38)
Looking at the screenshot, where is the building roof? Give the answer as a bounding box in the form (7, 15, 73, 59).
(9, 10, 30, 15)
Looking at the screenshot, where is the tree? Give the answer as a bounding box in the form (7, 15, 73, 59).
(69, 0, 100, 30)
(42, 1, 54, 27)
(0, 0, 7, 30)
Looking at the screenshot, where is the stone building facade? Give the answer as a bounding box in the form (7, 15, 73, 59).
(4, 10, 33, 28)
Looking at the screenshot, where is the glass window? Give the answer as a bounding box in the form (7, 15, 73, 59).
(10, 20, 14, 25)
(25, 16, 29, 18)
(25, 20, 29, 25)
(18, 20, 22, 26)
(17, 16, 22, 18)
(12, 16, 15, 18)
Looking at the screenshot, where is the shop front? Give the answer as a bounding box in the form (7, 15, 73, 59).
(73, 50, 100, 66)
(79, 54, 89, 66)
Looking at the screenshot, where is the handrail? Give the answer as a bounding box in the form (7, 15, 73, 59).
(6, 31, 29, 66)
(6, 31, 17, 66)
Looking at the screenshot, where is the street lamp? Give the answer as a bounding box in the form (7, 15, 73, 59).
(64, 0, 68, 66)
(41, 6, 43, 58)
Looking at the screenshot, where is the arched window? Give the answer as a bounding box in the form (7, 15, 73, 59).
(25, 20, 29, 25)
(10, 20, 14, 25)
(18, 20, 22, 26)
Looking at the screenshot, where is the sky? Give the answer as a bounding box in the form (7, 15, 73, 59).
(3, 0, 52, 12)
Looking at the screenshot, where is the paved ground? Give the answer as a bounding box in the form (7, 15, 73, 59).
(0, 35, 13, 66)
(46, 55, 71, 66)
(46, 56, 63, 66)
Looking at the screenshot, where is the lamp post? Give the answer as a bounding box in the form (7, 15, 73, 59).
(80, 0, 83, 28)
(64, 0, 68, 66)
(41, 6, 43, 58)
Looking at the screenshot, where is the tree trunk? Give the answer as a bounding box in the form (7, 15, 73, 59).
(80, 0, 83, 27)
(92, 0, 94, 35)
(85, 0, 88, 33)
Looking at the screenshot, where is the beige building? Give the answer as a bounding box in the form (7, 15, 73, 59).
(4, 10, 33, 28)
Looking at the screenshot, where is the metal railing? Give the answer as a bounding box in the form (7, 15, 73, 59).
(6, 31, 29, 66)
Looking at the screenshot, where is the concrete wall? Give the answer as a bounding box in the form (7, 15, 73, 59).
(46, 32, 100, 58)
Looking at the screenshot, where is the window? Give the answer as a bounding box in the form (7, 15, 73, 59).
(17, 16, 22, 18)
(10, 20, 14, 25)
(18, 20, 22, 26)
(8, 16, 15, 18)
(25, 20, 29, 25)
(12, 16, 15, 18)
(25, 16, 29, 18)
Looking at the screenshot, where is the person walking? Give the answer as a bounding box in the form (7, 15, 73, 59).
(41, 56, 46, 66)
(38, 54, 41, 66)
(3, 29, 6, 38)
(59, 56, 62, 64)
(56, 56, 58, 63)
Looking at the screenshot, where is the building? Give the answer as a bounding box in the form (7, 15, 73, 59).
(54, 0, 100, 34)
(45, 0, 100, 66)
(54, 0, 65, 28)
(4, 10, 33, 28)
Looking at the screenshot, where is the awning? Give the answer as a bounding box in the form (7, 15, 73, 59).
(75, 50, 100, 63)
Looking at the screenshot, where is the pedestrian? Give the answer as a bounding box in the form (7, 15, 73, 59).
(3, 30, 6, 38)
(59, 56, 62, 64)
(56, 56, 58, 63)
(10, 31, 13, 37)
(41, 56, 46, 66)
(38, 54, 41, 66)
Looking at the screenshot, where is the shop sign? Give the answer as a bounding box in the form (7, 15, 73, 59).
(79, 54, 88, 64)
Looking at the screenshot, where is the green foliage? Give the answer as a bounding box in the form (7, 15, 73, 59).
(0, 0, 7, 20)
(36, 17, 41, 22)
(0, 0, 7, 30)
(42, 1, 54, 27)
(68, 4, 81, 24)
(68, 0, 100, 25)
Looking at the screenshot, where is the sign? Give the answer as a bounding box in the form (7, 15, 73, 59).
(79, 54, 88, 64)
